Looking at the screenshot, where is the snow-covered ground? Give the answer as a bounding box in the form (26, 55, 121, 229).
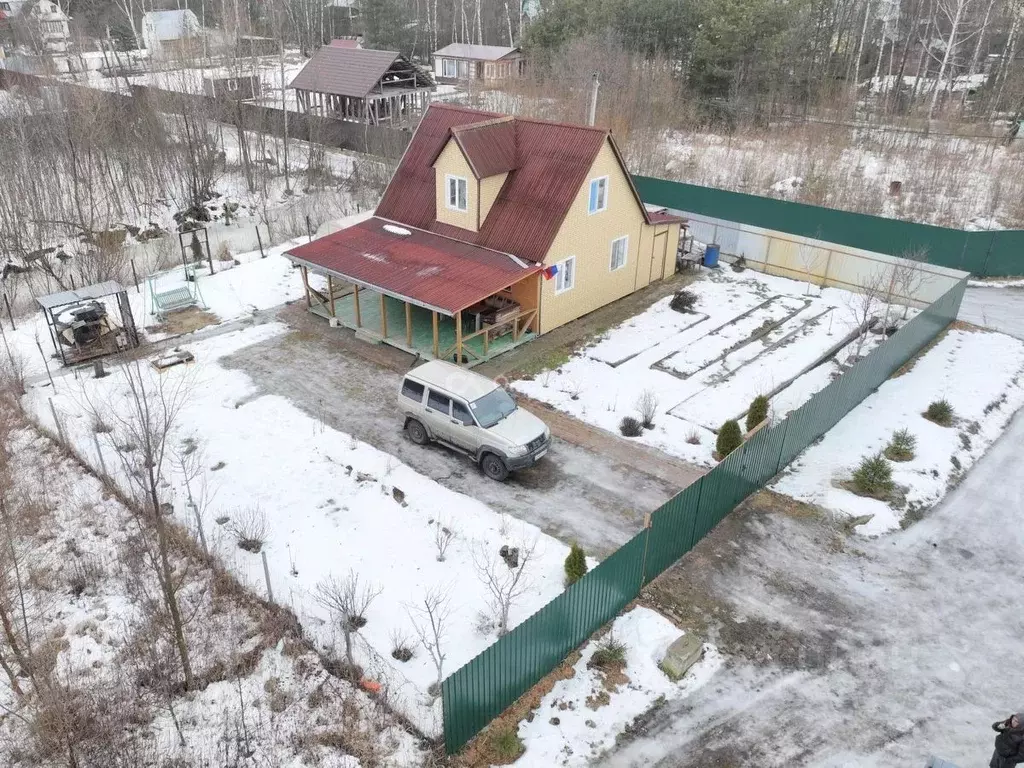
(24, 321, 574, 737)
(515, 268, 905, 465)
(654, 120, 1024, 230)
(0, 421, 420, 766)
(772, 327, 1024, 535)
(518, 608, 722, 767)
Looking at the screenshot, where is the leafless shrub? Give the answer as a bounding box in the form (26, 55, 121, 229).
(472, 537, 537, 637)
(389, 627, 414, 662)
(433, 518, 456, 562)
(686, 429, 702, 445)
(635, 389, 659, 429)
(232, 506, 267, 554)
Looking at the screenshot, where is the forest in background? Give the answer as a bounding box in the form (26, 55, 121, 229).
(50, 0, 1024, 126)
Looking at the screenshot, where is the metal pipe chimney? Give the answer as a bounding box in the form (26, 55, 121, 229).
(588, 72, 600, 127)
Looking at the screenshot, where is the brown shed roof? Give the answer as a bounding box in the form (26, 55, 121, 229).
(285, 217, 540, 315)
(375, 103, 655, 264)
(288, 46, 402, 98)
(450, 117, 517, 179)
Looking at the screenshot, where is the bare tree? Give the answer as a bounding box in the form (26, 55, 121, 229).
(315, 570, 382, 676)
(846, 268, 886, 360)
(407, 585, 452, 696)
(472, 537, 537, 636)
(84, 359, 197, 691)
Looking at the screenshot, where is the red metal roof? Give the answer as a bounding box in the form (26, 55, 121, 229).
(285, 217, 540, 315)
(376, 103, 655, 264)
(451, 117, 516, 179)
(648, 210, 685, 225)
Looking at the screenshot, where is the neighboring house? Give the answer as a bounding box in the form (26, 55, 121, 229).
(141, 9, 200, 60)
(325, 0, 361, 38)
(7, 0, 70, 54)
(433, 43, 524, 83)
(288, 43, 434, 124)
(203, 73, 260, 100)
(284, 104, 683, 366)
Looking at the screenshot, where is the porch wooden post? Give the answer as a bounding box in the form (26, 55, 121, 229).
(379, 293, 388, 338)
(353, 284, 362, 327)
(483, 327, 490, 355)
(456, 310, 463, 364)
(326, 275, 336, 317)
(405, 302, 413, 347)
(300, 266, 311, 308)
(432, 311, 439, 357)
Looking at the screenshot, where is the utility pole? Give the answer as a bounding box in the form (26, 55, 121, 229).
(587, 71, 600, 126)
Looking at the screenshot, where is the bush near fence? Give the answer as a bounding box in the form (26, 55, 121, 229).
(442, 276, 968, 755)
(633, 175, 1021, 278)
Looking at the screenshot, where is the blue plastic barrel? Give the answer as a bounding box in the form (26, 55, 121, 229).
(704, 243, 720, 268)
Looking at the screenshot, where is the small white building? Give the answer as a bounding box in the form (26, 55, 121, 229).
(141, 9, 200, 60)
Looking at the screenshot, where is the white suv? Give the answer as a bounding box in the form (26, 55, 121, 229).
(399, 360, 550, 481)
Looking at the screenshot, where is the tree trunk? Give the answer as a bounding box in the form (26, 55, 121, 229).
(147, 466, 193, 690)
(929, 0, 969, 119)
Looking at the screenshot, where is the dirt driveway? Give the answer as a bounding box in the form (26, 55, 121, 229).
(598, 408, 1024, 767)
(219, 305, 694, 556)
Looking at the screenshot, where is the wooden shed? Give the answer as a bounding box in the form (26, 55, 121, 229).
(289, 44, 434, 125)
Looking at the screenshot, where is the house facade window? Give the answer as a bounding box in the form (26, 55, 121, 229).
(446, 174, 468, 212)
(554, 256, 576, 294)
(226, 78, 239, 91)
(610, 236, 628, 271)
(588, 176, 608, 214)
(442, 58, 457, 78)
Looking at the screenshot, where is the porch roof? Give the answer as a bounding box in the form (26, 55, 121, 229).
(285, 217, 541, 316)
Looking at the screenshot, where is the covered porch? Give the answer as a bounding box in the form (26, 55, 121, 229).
(286, 216, 543, 367)
(303, 278, 537, 366)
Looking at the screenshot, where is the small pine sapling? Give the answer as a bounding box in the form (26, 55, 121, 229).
(563, 542, 588, 586)
(745, 394, 769, 433)
(716, 419, 742, 459)
(924, 399, 954, 427)
(884, 428, 917, 462)
(851, 453, 894, 499)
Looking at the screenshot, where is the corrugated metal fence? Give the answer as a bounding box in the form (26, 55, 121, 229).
(633, 176, 1022, 278)
(442, 275, 968, 754)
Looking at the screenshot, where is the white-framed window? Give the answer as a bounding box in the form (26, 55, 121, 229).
(442, 58, 457, 78)
(226, 78, 239, 91)
(485, 63, 494, 78)
(610, 235, 628, 271)
(588, 176, 608, 214)
(446, 174, 468, 212)
(554, 256, 576, 294)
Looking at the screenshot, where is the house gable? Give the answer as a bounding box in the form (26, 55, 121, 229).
(539, 136, 678, 333)
(433, 137, 478, 232)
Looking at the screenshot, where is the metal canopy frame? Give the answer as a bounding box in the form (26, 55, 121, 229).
(36, 280, 140, 367)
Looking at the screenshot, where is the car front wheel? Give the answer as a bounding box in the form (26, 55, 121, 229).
(481, 453, 509, 482)
(406, 419, 429, 445)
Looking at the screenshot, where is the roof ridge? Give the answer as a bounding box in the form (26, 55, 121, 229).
(451, 115, 515, 132)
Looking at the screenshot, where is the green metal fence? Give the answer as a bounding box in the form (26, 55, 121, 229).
(441, 276, 968, 754)
(633, 175, 1021, 278)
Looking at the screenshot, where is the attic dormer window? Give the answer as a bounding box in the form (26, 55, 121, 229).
(446, 174, 468, 212)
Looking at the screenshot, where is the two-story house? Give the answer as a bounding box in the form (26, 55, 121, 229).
(285, 103, 683, 366)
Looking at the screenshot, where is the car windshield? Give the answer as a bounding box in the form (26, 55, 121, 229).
(470, 387, 517, 429)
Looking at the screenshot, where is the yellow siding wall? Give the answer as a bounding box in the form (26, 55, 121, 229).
(479, 172, 508, 224)
(539, 139, 671, 333)
(433, 139, 478, 232)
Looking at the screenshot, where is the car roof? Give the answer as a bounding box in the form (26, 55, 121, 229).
(405, 360, 499, 401)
